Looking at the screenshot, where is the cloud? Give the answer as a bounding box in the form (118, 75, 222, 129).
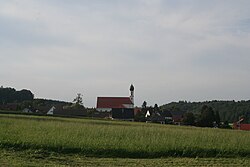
(1, 0, 250, 107)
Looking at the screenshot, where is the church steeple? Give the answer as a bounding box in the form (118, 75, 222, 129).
(130, 84, 134, 104)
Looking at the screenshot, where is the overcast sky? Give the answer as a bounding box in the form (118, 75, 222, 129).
(1, 0, 250, 107)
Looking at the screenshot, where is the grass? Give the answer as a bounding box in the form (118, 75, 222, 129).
(1, 148, 250, 166)
(0, 113, 250, 166)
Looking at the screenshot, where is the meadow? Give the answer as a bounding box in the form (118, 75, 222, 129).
(0, 113, 250, 166)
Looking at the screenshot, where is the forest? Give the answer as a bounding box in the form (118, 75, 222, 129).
(161, 100, 250, 123)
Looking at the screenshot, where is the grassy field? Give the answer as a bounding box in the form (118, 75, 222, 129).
(0, 113, 250, 166)
(1, 148, 250, 166)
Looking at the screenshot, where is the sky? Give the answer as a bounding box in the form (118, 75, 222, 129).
(1, 0, 250, 107)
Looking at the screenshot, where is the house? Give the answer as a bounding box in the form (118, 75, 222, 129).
(233, 119, 250, 131)
(233, 124, 250, 131)
(145, 109, 174, 124)
(96, 85, 135, 121)
(47, 106, 56, 115)
(233, 117, 250, 131)
(145, 110, 151, 118)
(23, 108, 33, 113)
(162, 110, 173, 124)
(170, 110, 186, 125)
(35, 106, 52, 114)
(147, 110, 186, 124)
(54, 108, 87, 117)
(146, 111, 165, 124)
(46, 105, 87, 117)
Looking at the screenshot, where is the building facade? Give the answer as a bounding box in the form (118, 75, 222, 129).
(96, 85, 135, 120)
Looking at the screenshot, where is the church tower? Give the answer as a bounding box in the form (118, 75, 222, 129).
(130, 84, 134, 105)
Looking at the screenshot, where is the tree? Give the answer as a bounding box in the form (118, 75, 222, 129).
(15, 89, 34, 102)
(197, 105, 216, 127)
(183, 112, 196, 126)
(215, 110, 221, 127)
(73, 93, 83, 105)
(154, 104, 160, 113)
(71, 93, 84, 109)
(142, 101, 147, 109)
(0, 87, 34, 104)
(154, 104, 158, 108)
(160, 100, 250, 123)
(134, 110, 147, 122)
(141, 101, 148, 114)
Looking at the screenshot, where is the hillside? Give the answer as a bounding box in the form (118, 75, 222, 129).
(161, 100, 250, 123)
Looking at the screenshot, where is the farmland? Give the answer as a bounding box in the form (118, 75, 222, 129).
(0, 114, 250, 166)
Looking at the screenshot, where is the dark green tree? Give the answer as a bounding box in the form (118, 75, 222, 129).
(0, 87, 34, 104)
(15, 89, 34, 102)
(73, 93, 83, 106)
(197, 105, 216, 127)
(68, 93, 85, 109)
(215, 110, 221, 127)
(183, 112, 196, 126)
(134, 110, 147, 122)
(154, 104, 160, 113)
(142, 101, 147, 109)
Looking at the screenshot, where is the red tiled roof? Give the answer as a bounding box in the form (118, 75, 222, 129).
(97, 97, 133, 109)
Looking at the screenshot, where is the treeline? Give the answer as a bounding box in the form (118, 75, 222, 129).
(182, 105, 226, 128)
(161, 100, 250, 123)
(18, 98, 71, 110)
(0, 87, 34, 104)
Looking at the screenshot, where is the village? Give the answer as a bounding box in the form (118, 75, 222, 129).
(0, 85, 249, 131)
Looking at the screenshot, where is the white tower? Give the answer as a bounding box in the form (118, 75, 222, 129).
(130, 84, 134, 105)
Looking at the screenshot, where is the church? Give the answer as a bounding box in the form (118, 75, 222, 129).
(96, 85, 135, 120)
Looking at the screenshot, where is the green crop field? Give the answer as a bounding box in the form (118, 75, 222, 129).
(0, 113, 250, 166)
